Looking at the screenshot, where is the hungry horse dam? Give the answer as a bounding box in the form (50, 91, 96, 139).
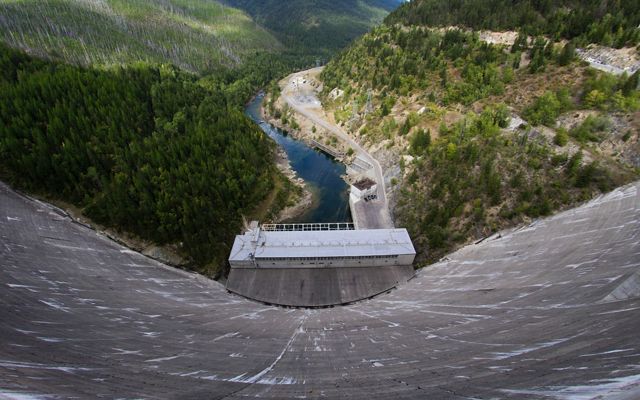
(1, 180, 640, 398)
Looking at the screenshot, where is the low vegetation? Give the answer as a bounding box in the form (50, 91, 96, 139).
(398, 108, 626, 262)
(320, 5, 639, 264)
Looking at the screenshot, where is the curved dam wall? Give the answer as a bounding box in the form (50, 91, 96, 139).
(227, 265, 415, 307)
(1, 180, 639, 399)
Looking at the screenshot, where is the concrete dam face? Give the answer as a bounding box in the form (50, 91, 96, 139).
(1, 180, 640, 399)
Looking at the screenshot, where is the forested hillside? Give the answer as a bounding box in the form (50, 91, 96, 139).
(0, 0, 406, 275)
(320, 6, 640, 264)
(0, 45, 294, 276)
(0, 0, 282, 73)
(386, 0, 640, 48)
(0, 0, 403, 72)
(222, 0, 402, 56)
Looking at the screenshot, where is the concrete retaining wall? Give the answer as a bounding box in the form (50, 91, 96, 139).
(226, 265, 414, 307)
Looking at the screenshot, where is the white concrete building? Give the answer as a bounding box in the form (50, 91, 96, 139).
(350, 178, 377, 201)
(229, 223, 415, 269)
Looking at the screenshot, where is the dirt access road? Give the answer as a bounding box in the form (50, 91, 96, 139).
(280, 67, 394, 228)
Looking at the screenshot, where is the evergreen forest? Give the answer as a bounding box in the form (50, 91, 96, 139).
(0, 0, 282, 74)
(0, 45, 292, 276)
(222, 0, 402, 57)
(0, 0, 401, 72)
(387, 0, 640, 48)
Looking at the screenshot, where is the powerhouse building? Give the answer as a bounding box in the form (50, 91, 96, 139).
(227, 223, 416, 306)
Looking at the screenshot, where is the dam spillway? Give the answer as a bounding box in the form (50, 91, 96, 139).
(1, 180, 640, 398)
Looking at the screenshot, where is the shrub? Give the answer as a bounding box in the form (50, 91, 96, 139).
(575, 162, 598, 188)
(558, 42, 576, 66)
(565, 151, 583, 177)
(551, 153, 568, 166)
(570, 115, 610, 143)
(523, 91, 568, 126)
(585, 90, 606, 109)
(410, 129, 431, 155)
(554, 128, 569, 146)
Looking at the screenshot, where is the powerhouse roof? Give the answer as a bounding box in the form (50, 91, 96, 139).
(229, 228, 415, 261)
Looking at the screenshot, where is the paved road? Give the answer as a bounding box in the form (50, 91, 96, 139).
(281, 68, 394, 228)
(1, 180, 640, 399)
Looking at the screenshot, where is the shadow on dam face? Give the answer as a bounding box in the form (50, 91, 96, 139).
(226, 224, 417, 307)
(1, 180, 640, 399)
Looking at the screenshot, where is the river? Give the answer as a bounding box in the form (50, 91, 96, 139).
(245, 93, 351, 223)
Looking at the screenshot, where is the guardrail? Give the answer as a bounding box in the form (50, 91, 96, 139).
(310, 140, 345, 159)
(262, 223, 355, 232)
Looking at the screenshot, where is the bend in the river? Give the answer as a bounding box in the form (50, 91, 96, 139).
(245, 93, 351, 223)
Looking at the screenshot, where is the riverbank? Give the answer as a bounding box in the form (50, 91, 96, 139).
(261, 95, 356, 166)
(266, 68, 394, 228)
(272, 146, 314, 222)
(264, 90, 403, 220)
(246, 93, 352, 224)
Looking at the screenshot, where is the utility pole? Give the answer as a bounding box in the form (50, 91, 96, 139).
(349, 100, 360, 129)
(365, 88, 374, 116)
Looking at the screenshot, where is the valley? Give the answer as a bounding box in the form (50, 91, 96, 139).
(245, 93, 351, 224)
(0, 0, 405, 277)
(0, 0, 637, 277)
(221, 0, 402, 57)
(275, 68, 393, 229)
(1, 0, 640, 397)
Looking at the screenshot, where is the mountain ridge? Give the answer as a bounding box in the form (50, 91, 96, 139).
(0, 0, 283, 73)
(0, 0, 403, 73)
(386, 0, 640, 48)
(221, 0, 403, 56)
